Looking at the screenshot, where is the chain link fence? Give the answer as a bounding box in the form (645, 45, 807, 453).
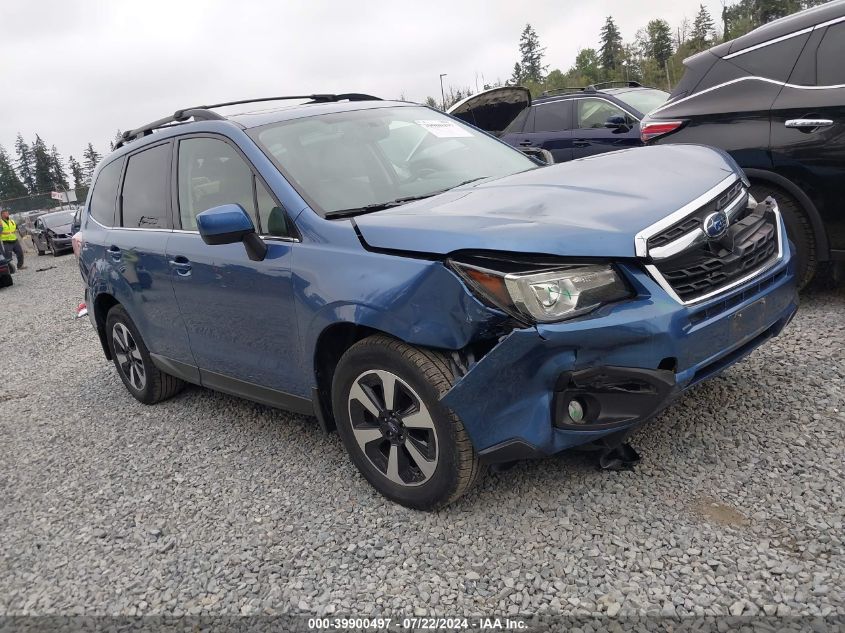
(0, 187, 89, 214)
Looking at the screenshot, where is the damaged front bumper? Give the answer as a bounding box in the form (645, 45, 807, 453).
(440, 240, 798, 464)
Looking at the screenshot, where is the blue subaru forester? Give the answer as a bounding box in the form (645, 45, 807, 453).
(79, 94, 798, 509)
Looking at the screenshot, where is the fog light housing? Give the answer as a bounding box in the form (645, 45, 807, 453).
(568, 399, 585, 424)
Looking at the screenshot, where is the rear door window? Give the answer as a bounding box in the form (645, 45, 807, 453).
(121, 144, 172, 229)
(533, 101, 572, 133)
(89, 158, 123, 227)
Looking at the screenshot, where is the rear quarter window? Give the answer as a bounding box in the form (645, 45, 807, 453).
(88, 158, 122, 227)
(817, 22, 845, 85)
(730, 33, 809, 82)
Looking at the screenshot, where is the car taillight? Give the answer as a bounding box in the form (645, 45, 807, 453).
(72, 231, 83, 258)
(640, 120, 685, 143)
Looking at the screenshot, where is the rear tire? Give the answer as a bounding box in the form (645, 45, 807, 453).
(749, 182, 816, 289)
(332, 335, 482, 510)
(105, 305, 185, 404)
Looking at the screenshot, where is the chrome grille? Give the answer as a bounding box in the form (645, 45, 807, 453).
(641, 179, 782, 304)
(647, 180, 745, 250)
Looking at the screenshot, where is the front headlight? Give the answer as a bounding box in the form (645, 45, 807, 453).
(449, 261, 630, 323)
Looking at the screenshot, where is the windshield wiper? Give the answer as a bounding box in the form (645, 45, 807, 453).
(325, 194, 437, 219)
(325, 177, 491, 219)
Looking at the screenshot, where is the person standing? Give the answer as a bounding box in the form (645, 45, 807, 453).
(1, 209, 25, 270)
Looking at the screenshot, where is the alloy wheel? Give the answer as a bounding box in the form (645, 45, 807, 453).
(347, 370, 438, 487)
(112, 322, 146, 391)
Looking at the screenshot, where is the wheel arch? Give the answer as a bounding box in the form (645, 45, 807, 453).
(92, 292, 120, 360)
(745, 168, 830, 262)
(312, 321, 383, 433)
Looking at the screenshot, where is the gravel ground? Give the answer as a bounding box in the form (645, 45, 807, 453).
(0, 254, 843, 622)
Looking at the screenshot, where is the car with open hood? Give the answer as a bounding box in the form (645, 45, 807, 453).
(79, 94, 797, 509)
(449, 82, 669, 163)
(31, 209, 76, 256)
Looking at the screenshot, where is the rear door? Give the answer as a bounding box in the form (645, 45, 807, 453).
(571, 97, 641, 159)
(166, 135, 304, 401)
(770, 21, 845, 254)
(107, 141, 196, 368)
(515, 99, 573, 163)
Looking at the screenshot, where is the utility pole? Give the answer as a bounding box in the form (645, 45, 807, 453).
(439, 73, 448, 110)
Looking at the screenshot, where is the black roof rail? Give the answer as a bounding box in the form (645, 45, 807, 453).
(587, 81, 644, 90)
(539, 86, 596, 97)
(116, 93, 382, 149)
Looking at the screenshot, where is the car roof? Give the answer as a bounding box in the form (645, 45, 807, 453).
(532, 89, 626, 105)
(721, 0, 845, 55)
(227, 99, 412, 128)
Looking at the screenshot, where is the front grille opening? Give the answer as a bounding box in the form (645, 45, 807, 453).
(688, 268, 787, 324)
(654, 206, 779, 303)
(647, 180, 746, 250)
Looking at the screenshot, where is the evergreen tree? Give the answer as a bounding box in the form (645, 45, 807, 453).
(0, 145, 28, 200)
(690, 4, 716, 51)
(757, 0, 801, 22)
(599, 17, 624, 75)
(31, 135, 54, 194)
(82, 143, 102, 185)
(510, 62, 523, 85)
(49, 145, 68, 190)
(516, 24, 547, 83)
(646, 19, 674, 67)
(14, 133, 35, 194)
(68, 156, 85, 190)
(109, 129, 124, 151)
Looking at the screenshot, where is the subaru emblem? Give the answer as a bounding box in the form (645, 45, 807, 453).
(703, 211, 729, 239)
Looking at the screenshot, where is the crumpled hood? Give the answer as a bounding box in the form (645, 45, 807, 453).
(48, 223, 72, 234)
(354, 145, 739, 258)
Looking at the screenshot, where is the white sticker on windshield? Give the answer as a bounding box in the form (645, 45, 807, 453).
(414, 119, 473, 138)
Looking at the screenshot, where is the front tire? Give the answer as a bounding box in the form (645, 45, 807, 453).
(749, 182, 816, 289)
(105, 305, 185, 404)
(332, 335, 482, 510)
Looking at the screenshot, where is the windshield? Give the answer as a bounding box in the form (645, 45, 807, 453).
(251, 106, 536, 216)
(615, 89, 670, 116)
(43, 211, 75, 227)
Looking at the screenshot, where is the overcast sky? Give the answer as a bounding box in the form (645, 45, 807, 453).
(0, 0, 723, 165)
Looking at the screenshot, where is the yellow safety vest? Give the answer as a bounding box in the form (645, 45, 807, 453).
(0, 218, 17, 242)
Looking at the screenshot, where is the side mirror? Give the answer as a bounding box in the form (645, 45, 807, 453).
(196, 204, 267, 261)
(604, 115, 629, 130)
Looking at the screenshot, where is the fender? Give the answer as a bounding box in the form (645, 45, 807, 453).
(744, 168, 830, 261)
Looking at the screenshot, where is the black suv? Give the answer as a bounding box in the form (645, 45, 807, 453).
(643, 1, 845, 287)
(448, 82, 669, 163)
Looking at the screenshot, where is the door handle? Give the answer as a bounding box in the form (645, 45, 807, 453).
(168, 256, 192, 276)
(785, 119, 833, 129)
(518, 140, 534, 146)
(107, 245, 122, 261)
